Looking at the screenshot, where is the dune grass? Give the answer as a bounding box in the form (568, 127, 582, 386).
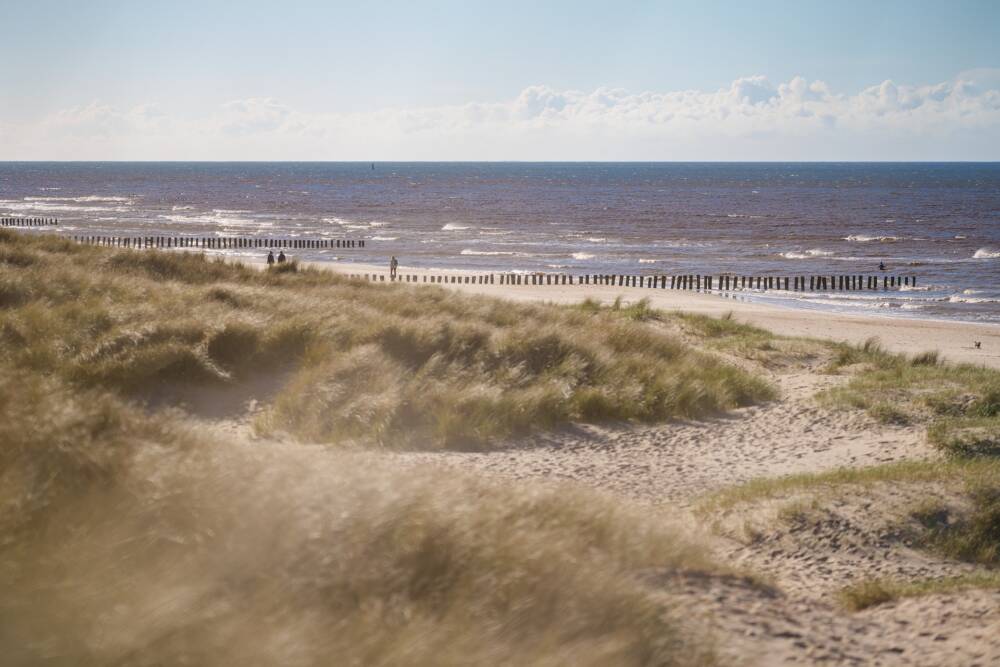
(820, 337, 1000, 455)
(0, 230, 773, 449)
(839, 573, 1000, 611)
(0, 370, 720, 666)
(696, 459, 959, 515)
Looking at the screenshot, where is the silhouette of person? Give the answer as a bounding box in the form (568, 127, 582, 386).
(878, 261, 886, 271)
(267, 250, 275, 266)
(390, 255, 399, 279)
(278, 251, 286, 264)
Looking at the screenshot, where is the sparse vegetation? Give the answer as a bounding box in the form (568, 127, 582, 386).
(0, 230, 773, 449)
(702, 459, 1000, 602)
(697, 460, 954, 515)
(913, 482, 1000, 566)
(821, 336, 1000, 454)
(839, 573, 1000, 611)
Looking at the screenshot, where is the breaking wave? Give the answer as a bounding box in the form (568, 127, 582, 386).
(460, 249, 515, 256)
(844, 234, 901, 243)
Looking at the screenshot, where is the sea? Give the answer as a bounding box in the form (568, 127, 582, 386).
(2, 162, 998, 323)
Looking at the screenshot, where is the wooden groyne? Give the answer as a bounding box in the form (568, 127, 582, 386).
(348, 272, 918, 292)
(70, 235, 365, 249)
(2, 217, 58, 227)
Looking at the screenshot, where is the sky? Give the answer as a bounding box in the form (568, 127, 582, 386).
(2, 0, 999, 160)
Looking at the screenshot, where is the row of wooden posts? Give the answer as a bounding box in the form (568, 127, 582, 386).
(352, 272, 917, 291)
(2, 218, 58, 227)
(71, 235, 365, 249)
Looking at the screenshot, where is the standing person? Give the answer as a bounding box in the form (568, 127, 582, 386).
(278, 250, 286, 264)
(390, 256, 398, 279)
(267, 250, 275, 266)
(879, 260, 886, 271)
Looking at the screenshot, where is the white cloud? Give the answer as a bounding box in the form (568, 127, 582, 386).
(5, 73, 1000, 160)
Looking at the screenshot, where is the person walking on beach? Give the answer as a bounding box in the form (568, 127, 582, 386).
(267, 250, 275, 266)
(278, 250, 286, 264)
(390, 256, 399, 279)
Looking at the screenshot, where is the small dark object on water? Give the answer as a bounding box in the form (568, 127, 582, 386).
(879, 261, 886, 271)
(975, 341, 982, 349)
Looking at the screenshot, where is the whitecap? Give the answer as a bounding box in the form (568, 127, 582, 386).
(460, 249, 514, 256)
(371, 236, 398, 241)
(572, 252, 595, 260)
(949, 295, 1000, 304)
(638, 258, 659, 264)
(973, 247, 1000, 259)
(24, 195, 133, 203)
(844, 234, 901, 243)
(442, 223, 471, 231)
(587, 237, 607, 243)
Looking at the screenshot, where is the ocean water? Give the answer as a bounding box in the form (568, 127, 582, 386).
(1, 162, 999, 323)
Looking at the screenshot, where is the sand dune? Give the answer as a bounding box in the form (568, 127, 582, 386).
(313, 260, 1000, 369)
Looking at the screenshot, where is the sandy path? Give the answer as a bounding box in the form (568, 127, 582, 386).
(385, 350, 995, 666)
(396, 369, 930, 509)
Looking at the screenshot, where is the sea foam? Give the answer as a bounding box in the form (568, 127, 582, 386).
(844, 234, 901, 243)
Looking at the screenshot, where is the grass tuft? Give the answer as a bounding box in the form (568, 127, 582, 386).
(840, 573, 1000, 611)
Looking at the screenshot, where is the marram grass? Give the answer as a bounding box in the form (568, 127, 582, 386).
(0, 370, 719, 667)
(0, 229, 774, 449)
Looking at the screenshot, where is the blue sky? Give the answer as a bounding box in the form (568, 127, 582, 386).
(3, 1, 999, 159)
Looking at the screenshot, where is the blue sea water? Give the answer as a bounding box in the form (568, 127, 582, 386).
(1, 162, 998, 322)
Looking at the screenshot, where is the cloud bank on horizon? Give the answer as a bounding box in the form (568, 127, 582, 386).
(5, 70, 1000, 161)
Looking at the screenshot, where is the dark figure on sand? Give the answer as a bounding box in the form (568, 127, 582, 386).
(278, 251, 286, 264)
(267, 250, 275, 266)
(390, 256, 398, 278)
